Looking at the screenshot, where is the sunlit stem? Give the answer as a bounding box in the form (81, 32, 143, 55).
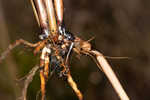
(44, 0, 57, 35)
(30, 0, 40, 26)
(54, 0, 64, 24)
(91, 50, 130, 100)
(67, 73, 83, 100)
(34, 0, 49, 29)
(40, 70, 46, 100)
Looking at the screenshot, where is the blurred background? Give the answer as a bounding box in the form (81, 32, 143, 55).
(0, 0, 150, 100)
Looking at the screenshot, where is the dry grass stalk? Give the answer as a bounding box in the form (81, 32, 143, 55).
(44, 0, 57, 35)
(33, 0, 49, 29)
(18, 65, 39, 100)
(54, 0, 64, 24)
(91, 50, 130, 100)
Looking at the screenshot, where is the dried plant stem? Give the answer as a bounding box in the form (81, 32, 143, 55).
(54, 0, 64, 24)
(39, 46, 51, 100)
(30, 0, 40, 26)
(40, 70, 46, 100)
(91, 50, 130, 100)
(33, 0, 49, 29)
(44, 0, 57, 35)
(0, 39, 39, 62)
(18, 65, 39, 100)
(67, 72, 83, 100)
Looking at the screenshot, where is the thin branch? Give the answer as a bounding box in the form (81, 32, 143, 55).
(90, 50, 130, 100)
(18, 65, 39, 100)
(0, 39, 39, 63)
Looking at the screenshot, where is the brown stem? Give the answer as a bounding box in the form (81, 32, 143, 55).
(33, 0, 48, 29)
(44, 0, 57, 35)
(54, 0, 64, 24)
(67, 72, 83, 100)
(0, 39, 39, 63)
(90, 50, 130, 100)
(73, 36, 130, 100)
(30, 0, 40, 26)
(18, 65, 39, 100)
(44, 56, 50, 79)
(40, 70, 46, 100)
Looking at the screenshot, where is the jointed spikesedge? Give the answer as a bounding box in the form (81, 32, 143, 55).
(0, 0, 130, 100)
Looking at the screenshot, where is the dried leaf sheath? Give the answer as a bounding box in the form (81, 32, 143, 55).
(44, 0, 57, 35)
(33, 0, 48, 29)
(73, 37, 130, 100)
(54, 0, 64, 24)
(91, 50, 130, 100)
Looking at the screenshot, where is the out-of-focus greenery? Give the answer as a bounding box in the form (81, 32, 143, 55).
(0, 0, 150, 100)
